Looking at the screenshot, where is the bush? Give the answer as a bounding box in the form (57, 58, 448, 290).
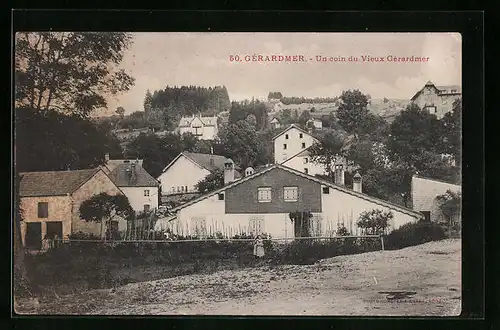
(385, 221, 446, 250)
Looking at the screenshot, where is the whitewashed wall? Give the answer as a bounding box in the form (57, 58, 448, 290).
(158, 155, 211, 195)
(282, 155, 327, 176)
(120, 186, 159, 212)
(274, 127, 317, 163)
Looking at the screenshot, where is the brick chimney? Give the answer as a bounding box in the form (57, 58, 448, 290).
(353, 172, 362, 193)
(224, 159, 235, 185)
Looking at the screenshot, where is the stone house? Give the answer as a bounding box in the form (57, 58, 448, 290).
(410, 80, 461, 119)
(19, 168, 127, 249)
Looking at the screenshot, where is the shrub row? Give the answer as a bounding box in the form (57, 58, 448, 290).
(384, 220, 446, 250)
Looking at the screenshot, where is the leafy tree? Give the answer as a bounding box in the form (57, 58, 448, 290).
(246, 114, 257, 127)
(358, 113, 389, 142)
(440, 98, 461, 166)
(280, 109, 293, 126)
(289, 211, 313, 237)
(298, 110, 311, 129)
(336, 89, 371, 138)
(15, 32, 135, 117)
(436, 190, 462, 232)
(143, 89, 153, 115)
(79, 193, 134, 240)
(15, 107, 123, 172)
(195, 169, 225, 193)
(347, 140, 376, 173)
(309, 130, 347, 182)
(118, 111, 146, 130)
(336, 225, 350, 236)
(217, 120, 268, 168)
(387, 103, 443, 164)
(357, 209, 393, 235)
(268, 92, 283, 100)
(115, 106, 125, 118)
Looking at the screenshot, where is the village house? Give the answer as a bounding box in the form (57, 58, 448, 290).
(269, 117, 282, 129)
(177, 114, 218, 140)
(107, 160, 160, 213)
(19, 168, 127, 250)
(162, 161, 423, 239)
(410, 80, 461, 119)
(307, 118, 323, 130)
(273, 124, 318, 164)
(411, 175, 461, 223)
(157, 152, 242, 196)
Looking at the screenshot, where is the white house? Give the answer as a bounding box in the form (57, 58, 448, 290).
(177, 114, 218, 140)
(273, 124, 318, 164)
(269, 117, 281, 129)
(307, 118, 323, 130)
(411, 175, 461, 223)
(107, 160, 160, 213)
(162, 163, 423, 239)
(157, 152, 241, 196)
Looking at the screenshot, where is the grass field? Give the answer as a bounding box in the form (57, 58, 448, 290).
(15, 239, 461, 316)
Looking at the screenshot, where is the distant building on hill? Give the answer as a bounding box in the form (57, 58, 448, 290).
(410, 81, 461, 119)
(177, 114, 218, 140)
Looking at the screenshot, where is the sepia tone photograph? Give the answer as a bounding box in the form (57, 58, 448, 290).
(13, 32, 462, 316)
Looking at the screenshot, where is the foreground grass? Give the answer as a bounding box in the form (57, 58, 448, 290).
(15, 239, 461, 316)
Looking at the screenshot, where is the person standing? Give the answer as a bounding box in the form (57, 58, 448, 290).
(253, 235, 265, 258)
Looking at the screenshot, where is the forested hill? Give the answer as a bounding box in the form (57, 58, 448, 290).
(145, 85, 231, 117)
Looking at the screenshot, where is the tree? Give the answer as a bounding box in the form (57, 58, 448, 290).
(309, 131, 347, 182)
(298, 110, 311, 129)
(289, 211, 313, 237)
(336, 89, 371, 138)
(195, 169, 225, 193)
(246, 114, 257, 127)
(143, 89, 153, 115)
(79, 193, 134, 240)
(440, 98, 461, 166)
(15, 32, 135, 117)
(357, 209, 393, 235)
(15, 107, 123, 173)
(436, 190, 462, 233)
(115, 106, 125, 118)
(14, 172, 30, 297)
(217, 121, 268, 168)
(387, 103, 443, 164)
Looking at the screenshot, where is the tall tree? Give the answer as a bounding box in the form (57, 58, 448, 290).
(143, 89, 153, 115)
(195, 169, 225, 193)
(15, 32, 135, 117)
(336, 89, 370, 138)
(440, 98, 462, 166)
(298, 110, 311, 129)
(309, 131, 347, 182)
(115, 106, 125, 118)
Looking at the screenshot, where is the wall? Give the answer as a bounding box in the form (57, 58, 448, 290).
(282, 154, 327, 176)
(225, 167, 322, 213)
(120, 186, 159, 212)
(321, 185, 419, 234)
(71, 170, 126, 238)
(20, 195, 72, 245)
(274, 127, 317, 163)
(411, 176, 461, 223)
(414, 86, 460, 119)
(158, 155, 211, 195)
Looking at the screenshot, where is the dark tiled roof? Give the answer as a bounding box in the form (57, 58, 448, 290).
(108, 163, 159, 187)
(20, 168, 100, 197)
(183, 152, 241, 172)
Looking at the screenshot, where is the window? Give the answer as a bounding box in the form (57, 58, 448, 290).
(185, 185, 188, 192)
(301, 142, 306, 148)
(177, 186, 180, 193)
(299, 133, 303, 138)
(218, 193, 225, 200)
(421, 211, 431, 222)
(285, 134, 289, 139)
(304, 157, 309, 164)
(191, 217, 207, 237)
(304, 168, 309, 174)
(249, 216, 264, 236)
(257, 187, 272, 203)
(172, 187, 175, 193)
(283, 144, 287, 150)
(283, 186, 298, 202)
(144, 204, 151, 212)
(322, 187, 330, 194)
(181, 186, 185, 192)
(37, 202, 48, 218)
(144, 189, 150, 196)
(424, 105, 437, 114)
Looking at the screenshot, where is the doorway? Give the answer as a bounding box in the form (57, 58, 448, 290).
(25, 222, 42, 250)
(46, 221, 63, 239)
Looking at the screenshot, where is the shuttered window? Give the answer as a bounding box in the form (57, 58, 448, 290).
(258, 187, 272, 202)
(38, 202, 48, 218)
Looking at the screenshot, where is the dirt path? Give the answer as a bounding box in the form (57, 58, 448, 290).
(17, 239, 461, 316)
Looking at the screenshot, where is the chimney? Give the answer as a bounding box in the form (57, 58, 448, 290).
(334, 164, 345, 186)
(105, 153, 110, 162)
(353, 172, 362, 193)
(224, 158, 235, 185)
(130, 164, 137, 184)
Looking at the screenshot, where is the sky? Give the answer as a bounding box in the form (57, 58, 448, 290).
(101, 32, 461, 116)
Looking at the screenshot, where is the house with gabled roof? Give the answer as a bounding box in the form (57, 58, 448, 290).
(410, 80, 461, 119)
(273, 124, 318, 164)
(162, 163, 423, 239)
(157, 152, 241, 196)
(19, 168, 127, 249)
(177, 114, 218, 140)
(107, 160, 160, 213)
